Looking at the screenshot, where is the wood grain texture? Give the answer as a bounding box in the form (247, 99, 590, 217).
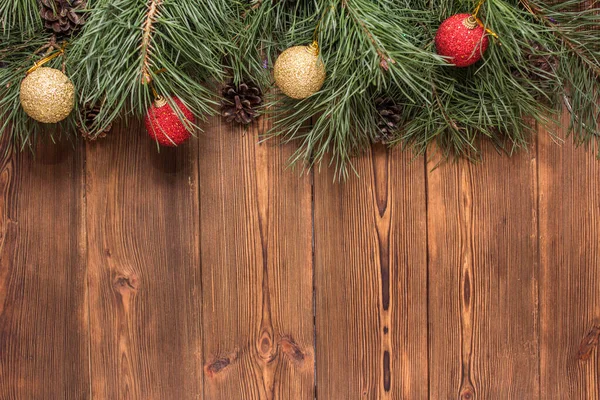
(313, 145, 429, 399)
(3, 113, 600, 400)
(538, 115, 600, 399)
(427, 142, 540, 399)
(0, 139, 88, 399)
(199, 116, 314, 400)
(85, 123, 202, 399)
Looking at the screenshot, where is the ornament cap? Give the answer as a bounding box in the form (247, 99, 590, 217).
(154, 96, 168, 108)
(306, 41, 320, 56)
(462, 15, 478, 30)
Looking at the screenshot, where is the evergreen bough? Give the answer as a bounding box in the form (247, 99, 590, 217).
(0, 0, 598, 178)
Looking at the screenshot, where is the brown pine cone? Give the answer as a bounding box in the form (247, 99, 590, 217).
(39, 0, 87, 35)
(511, 41, 559, 102)
(526, 41, 558, 78)
(77, 103, 111, 140)
(513, 41, 558, 81)
(373, 97, 402, 144)
(221, 82, 263, 125)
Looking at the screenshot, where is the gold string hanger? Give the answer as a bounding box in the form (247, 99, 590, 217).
(147, 68, 168, 106)
(473, 0, 486, 17)
(472, 0, 500, 41)
(308, 19, 322, 55)
(309, 6, 333, 55)
(27, 42, 68, 75)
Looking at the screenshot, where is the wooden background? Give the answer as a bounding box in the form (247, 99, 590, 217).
(0, 111, 599, 400)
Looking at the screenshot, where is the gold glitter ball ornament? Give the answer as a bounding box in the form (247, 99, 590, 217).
(20, 67, 75, 123)
(274, 44, 326, 99)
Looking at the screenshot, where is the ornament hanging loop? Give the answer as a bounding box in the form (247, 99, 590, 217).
(27, 42, 67, 75)
(311, 6, 333, 56)
(473, 0, 486, 18)
(470, 0, 500, 41)
(144, 68, 168, 106)
(148, 81, 166, 107)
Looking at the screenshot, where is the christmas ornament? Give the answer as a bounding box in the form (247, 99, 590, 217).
(77, 102, 112, 140)
(144, 96, 194, 146)
(435, 14, 489, 67)
(221, 82, 262, 125)
(20, 67, 75, 123)
(274, 42, 326, 99)
(373, 97, 402, 144)
(39, 0, 87, 35)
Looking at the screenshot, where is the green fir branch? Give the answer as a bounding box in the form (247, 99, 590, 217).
(68, 0, 235, 137)
(0, 0, 599, 172)
(0, 0, 41, 37)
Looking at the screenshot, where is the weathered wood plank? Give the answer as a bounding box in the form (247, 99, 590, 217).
(85, 123, 202, 399)
(538, 116, 600, 399)
(313, 145, 428, 399)
(199, 117, 314, 399)
(0, 139, 89, 399)
(427, 142, 540, 399)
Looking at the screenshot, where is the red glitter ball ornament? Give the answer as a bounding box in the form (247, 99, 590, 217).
(435, 13, 489, 67)
(144, 96, 194, 146)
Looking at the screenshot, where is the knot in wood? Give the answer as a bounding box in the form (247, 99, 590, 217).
(113, 275, 138, 292)
(460, 387, 475, 400)
(279, 336, 306, 364)
(204, 357, 230, 377)
(578, 325, 600, 361)
(258, 331, 276, 362)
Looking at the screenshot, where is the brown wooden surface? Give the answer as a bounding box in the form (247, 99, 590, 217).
(313, 144, 428, 399)
(199, 116, 314, 400)
(427, 142, 539, 399)
(0, 139, 88, 399)
(539, 114, 600, 399)
(0, 118, 599, 399)
(85, 124, 202, 399)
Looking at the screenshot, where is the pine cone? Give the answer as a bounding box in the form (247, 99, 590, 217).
(526, 41, 558, 79)
(511, 41, 559, 102)
(373, 97, 402, 144)
(221, 82, 263, 125)
(513, 41, 558, 81)
(39, 0, 87, 35)
(77, 103, 111, 140)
